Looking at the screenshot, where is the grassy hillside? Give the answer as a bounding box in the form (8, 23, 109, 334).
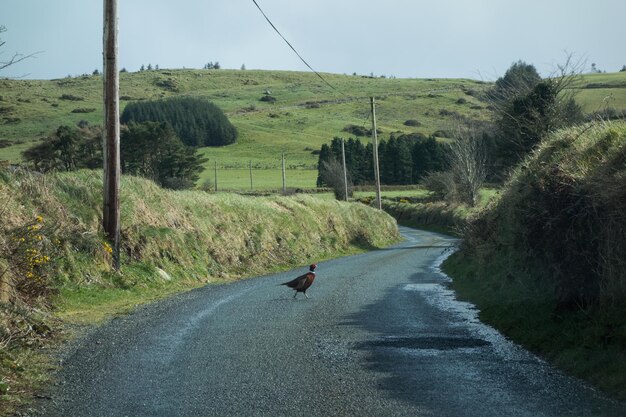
(2, 70, 624, 189)
(0, 168, 400, 413)
(442, 121, 626, 399)
(0, 69, 493, 189)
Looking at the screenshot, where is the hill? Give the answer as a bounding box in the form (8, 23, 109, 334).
(1, 69, 625, 189)
(0, 70, 492, 188)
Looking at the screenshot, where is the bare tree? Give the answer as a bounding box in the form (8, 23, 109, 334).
(0, 26, 40, 73)
(319, 156, 353, 201)
(448, 126, 488, 207)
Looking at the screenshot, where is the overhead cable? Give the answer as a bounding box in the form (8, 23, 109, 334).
(251, 0, 343, 95)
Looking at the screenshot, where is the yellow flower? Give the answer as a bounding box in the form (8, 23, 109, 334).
(103, 241, 113, 254)
(35, 215, 44, 223)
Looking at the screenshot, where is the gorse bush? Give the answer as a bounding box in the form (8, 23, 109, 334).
(120, 96, 237, 147)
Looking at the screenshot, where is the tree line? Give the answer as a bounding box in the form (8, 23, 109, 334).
(316, 134, 447, 188)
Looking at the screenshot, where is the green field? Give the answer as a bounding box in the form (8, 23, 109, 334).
(1, 69, 625, 190)
(566, 71, 626, 112)
(0, 70, 492, 176)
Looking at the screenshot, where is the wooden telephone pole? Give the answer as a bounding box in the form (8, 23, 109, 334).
(103, 0, 120, 270)
(214, 161, 218, 192)
(281, 152, 286, 194)
(249, 160, 253, 190)
(370, 97, 382, 209)
(341, 138, 348, 202)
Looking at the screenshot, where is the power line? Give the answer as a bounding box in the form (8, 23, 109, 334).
(250, 0, 343, 95)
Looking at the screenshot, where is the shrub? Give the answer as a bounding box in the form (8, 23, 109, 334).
(342, 124, 381, 137)
(432, 130, 451, 138)
(59, 94, 84, 101)
(403, 119, 421, 127)
(260, 95, 276, 103)
(423, 171, 458, 202)
(154, 77, 179, 92)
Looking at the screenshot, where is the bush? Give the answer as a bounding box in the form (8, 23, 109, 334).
(423, 171, 458, 202)
(154, 77, 179, 92)
(403, 119, 421, 127)
(342, 124, 381, 137)
(432, 130, 451, 138)
(59, 94, 84, 101)
(260, 95, 276, 103)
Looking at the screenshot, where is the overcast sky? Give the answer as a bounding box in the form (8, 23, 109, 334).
(1, 0, 625, 80)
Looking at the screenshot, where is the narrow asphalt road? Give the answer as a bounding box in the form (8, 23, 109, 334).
(44, 227, 626, 417)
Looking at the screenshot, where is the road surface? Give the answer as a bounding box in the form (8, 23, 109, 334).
(45, 227, 626, 416)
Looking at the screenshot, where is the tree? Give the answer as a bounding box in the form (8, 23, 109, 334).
(316, 144, 331, 187)
(121, 122, 207, 189)
(491, 57, 584, 173)
(620, 65, 626, 72)
(120, 97, 238, 147)
(204, 61, 221, 70)
(0, 25, 39, 72)
(241, 64, 246, 70)
(319, 156, 353, 200)
(22, 124, 103, 171)
(489, 60, 542, 104)
(409, 135, 447, 181)
(140, 64, 145, 71)
(448, 127, 488, 206)
(92, 68, 100, 76)
(147, 63, 153, 71)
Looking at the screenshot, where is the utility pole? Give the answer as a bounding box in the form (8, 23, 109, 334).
(103, 0, 120, 270)
(341, 138, 348, 202)
(370, 97, 382, 210)
(214, 161, 218, 192)
(249, 160, 253, 190)
(281, 152, 286, 194)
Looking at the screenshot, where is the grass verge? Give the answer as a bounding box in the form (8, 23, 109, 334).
(443, 250, 626, 400)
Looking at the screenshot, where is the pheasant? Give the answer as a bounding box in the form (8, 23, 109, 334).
(281, 264, 317, 299)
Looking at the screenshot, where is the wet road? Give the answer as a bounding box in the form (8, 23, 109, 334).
(46, 227, 626, 416)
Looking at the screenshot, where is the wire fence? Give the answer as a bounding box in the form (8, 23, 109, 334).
(199, 167, 318, 191)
